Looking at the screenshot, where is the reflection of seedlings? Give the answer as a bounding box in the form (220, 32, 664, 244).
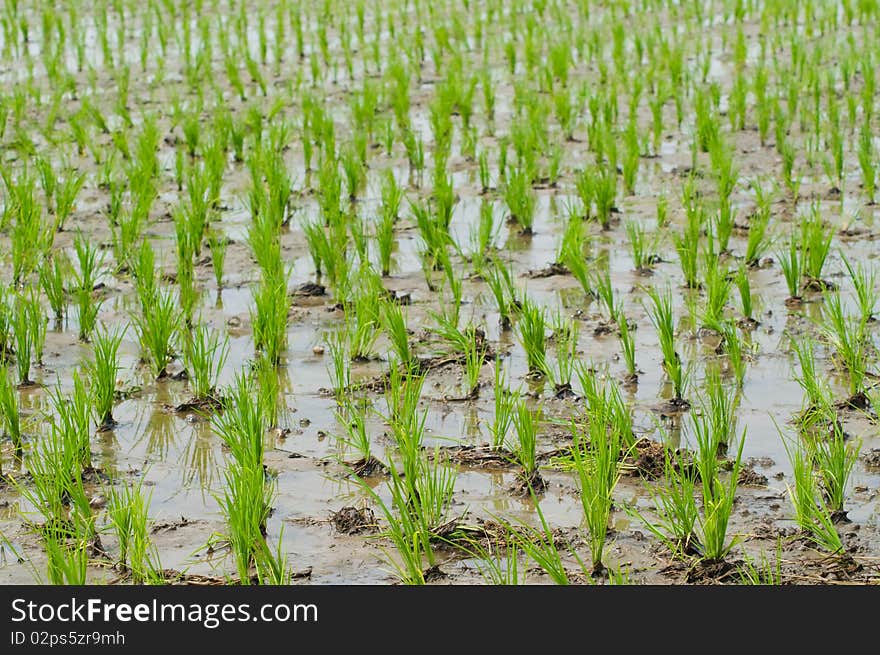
(89, 323, 126, 430)
(142, 405, 176, 461)
(181, 423, 219, 492)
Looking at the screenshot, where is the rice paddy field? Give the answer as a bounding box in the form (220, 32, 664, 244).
(1, 0, 880, 586)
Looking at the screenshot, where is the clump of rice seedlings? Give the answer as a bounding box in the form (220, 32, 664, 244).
(781, 432, 844, 554)
(737, 540, 784, 585)
(626, 448, 699, 558)
(547, 315, 579, 395)
(617, 312, 637, 382)
(71, 231, 105, 342)
(806, 410, 861, 522)
(644, 285, 688, 404)
(701, 257, 731, 332)
(88, 323, 125, 430)
(503, 166, 536, 235)
(491, 359, 518, 451)
(777, 234, 802, 302)
(592, 265, 617, 320)
(375, 210, 396, 277)
(52, 170, 86, 232)
(325, 329, 351, 403)
(12, 296, 34, 385)
(24, 289, 47, 367)
(674, 215, 701, 289)
(50, 370, 93, 471)
(508, 495, 572, 585)
(703, 365, 738, 449)
(800, 207, 834, 288)
(509, 400, 544, 491)
(841, 252, 877, 324)
(459, 530, 523, 585)
(570, 409, 624, 575)
(344, 274, 382, 361)
(106, 477, 161, 582)
(858, 121, 876, 204)
(790, 337, 831, 410)
(744, 183, 773, 266)
(380, 297, 413, 369)
(462, 326, 487, 398)
(516, 297, 548, 378)
(470, 201, 502, 273)
(39, 253, 68, 321)
(39, 523, 90, 585)
(207, 230, 228, 290)
(483, 255, 519, 330)
(693, 423, 745, 562)
(181, 323, 229, 404)
(625, 220, 658, 273)
(820, 290, 868, 400)
(734, 266, 755, 324)
(131, 288, 181, 379)
(0, 365, 22, 454)
(336, 394, 382, 476)
(721, 321, 749, 389)
(250, 272, 290, 366)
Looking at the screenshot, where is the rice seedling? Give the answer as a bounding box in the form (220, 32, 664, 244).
(12, 296, 33, 385)
(503, 166, 536, 235)
(781, 431, 844, 554)
(807, 417, 860, 518)
(858, 122, 876, 204)
(325, 329, 351, 403)
(800, 207, 834, 287)
(644, 285, 687, 403)
(207, 230, 228, 290)
(694, 426, 745, 562)
(570, 411, 623, 574)
(734, 266, 754, 322)
(250, 272, 290, 366)
(0, 365, 22, 453)
(820, 290, 867, 398)
(462, 326, 487, 398)
(24, 288, 47, 367)
(52, 170, 86, 233)
(625, 220, 658, 273)
(181, 323, 229, 403)
(39, 253, 68, 322)
(508, 496, 571, 585)
(592, 266, 617, 320)
(790, 337, 831, 410)
(106, 477, 161, 582)
(547, 316, 579, 394)
(380, 297, 413, 369)
(131, 288, 181, 379)
(516, 297, 548, 379)
(737, 539, 784, 585)
(626, 447, 699, 558)
(841, 251, 877, 324)
(674, 221, 701, 290)
(88, 323, 125, 430)
(509, 400, 542, 489)
(777, 235, 802, 301)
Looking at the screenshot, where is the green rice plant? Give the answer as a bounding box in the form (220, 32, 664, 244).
(777, 235, 802, 300)
(12, 296, 33, 385)
(644, 285, 686, 402)
(336, 394, 377, 469)
(617, 312, 637, 380)
(592, 266, 616, 320)
(503, 166, 536, 234)
(704, 365, 738, 448)
(674, 220, 701, 290)
(702, 259, 732, 332)
(325, 329, 350, 402)
(46, 370, 93, 472)
(459, 530, 523, 585)
(40, 523, 89, 585)
(250, 273, 290, 365)
(593, 162, 618, 230)
(820, 290, 867, 397)
(516, 297, 548, 378)
(462, 327, 486, 397)
(790, 337, 831, 409)
(858, 121, 876, 204)
(548, 317, 579, 393)
(106, 477, 160, 582)
(721, 321, 748, 388)
(375, 210, 396, 277)
(737, 540, 784, 585)
(212, 371, 267, 473)
(509, 399, 541, 483)
(491, 359, 518, 451)
(694, 429, 745, 562)
(841, 251, 877, 324)
(217, 461, 276, 584)
(808, 418, 860, 517)
(625, 220, 658, 272)
(509, 496, 571, 585)
(181, 323, 229, 402)
(39, 253, 68, 321)
(744, 206, 772, 267)
(131, 288, 180, 379)
(560, 235, 594, 301)
(800, 208, 833, 285)
(781, 432, 844, 554)
(207, 230, 228, 290)
(380, 298, 413, 369)
(52, 170, 86, 232)
(88, 323, 125, 430)
(570, 414, 623, 574)
(24, 288, 47, 367)
(734, 266, 754, 321)
(483, 256, 518, 330)
(626, 448, 699, 558)
(0, 365, 22, 452)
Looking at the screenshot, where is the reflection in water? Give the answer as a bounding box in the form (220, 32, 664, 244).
(181, 421, 220, 495)
(139, 405, 177, 461)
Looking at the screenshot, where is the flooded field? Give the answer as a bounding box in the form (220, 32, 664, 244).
(1, 0, 880, 585)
